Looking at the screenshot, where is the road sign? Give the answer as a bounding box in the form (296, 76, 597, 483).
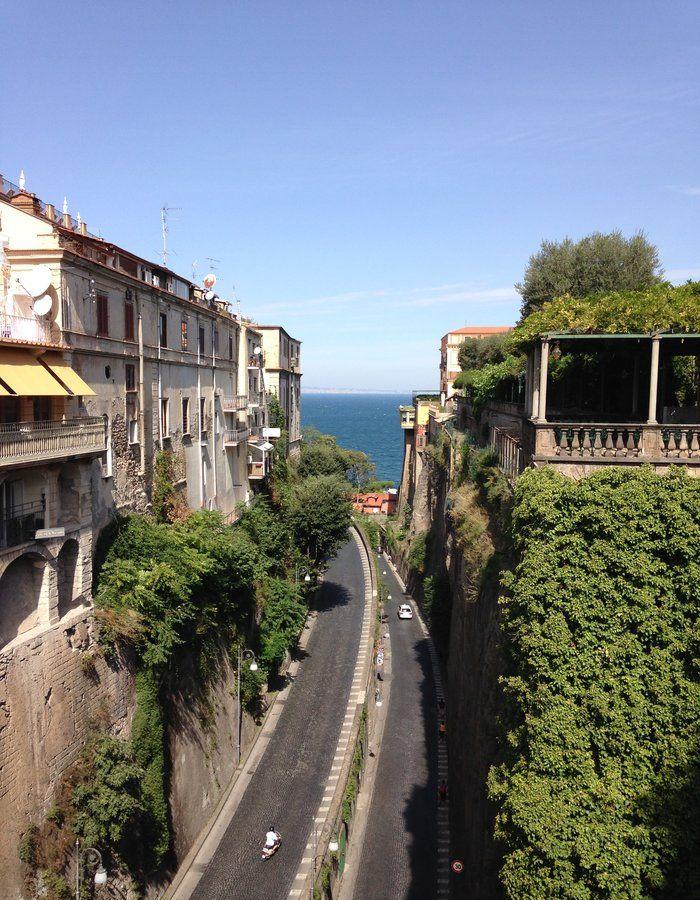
(35, 527, 66, 540)
(451, 860, 464, 874)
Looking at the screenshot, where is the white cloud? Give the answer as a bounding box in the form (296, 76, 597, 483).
(666, 185, 700, 197)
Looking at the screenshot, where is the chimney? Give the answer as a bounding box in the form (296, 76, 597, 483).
(45, 203, 55, 221)
(80, 222, 88, 236)
(10, 191, 42, 215)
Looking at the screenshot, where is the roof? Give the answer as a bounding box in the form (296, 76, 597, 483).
(441, 326, 513, 350)
(254, 324, 302, 343)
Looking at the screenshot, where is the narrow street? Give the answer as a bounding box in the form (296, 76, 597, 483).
(188, 537, 366, 900)
(353, 555, 440, 899)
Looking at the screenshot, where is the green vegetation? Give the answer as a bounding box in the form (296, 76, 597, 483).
(299, 427, 375, 487)
(355, 514, 380, 551)
(341, 707, 367, 823)
(406, 531, 428, 575)
(489, 466, 700, 899)
(362, 479, 394, 492)
(457, 333, 509, 372)
(516, 231, 662, 317)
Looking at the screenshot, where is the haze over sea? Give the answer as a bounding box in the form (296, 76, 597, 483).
(302, 392, 410, 486)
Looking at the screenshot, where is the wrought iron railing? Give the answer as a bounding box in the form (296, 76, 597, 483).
(491, 427, 523, 479)
(221, 394, 249, 412)
(0, 417, 106, 465)
(0, 313, 54, 344)
(223, 427, 250, 445)
(0, 498, 45, 550)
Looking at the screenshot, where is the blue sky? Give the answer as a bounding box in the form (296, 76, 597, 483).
(6, 1, 700, 390)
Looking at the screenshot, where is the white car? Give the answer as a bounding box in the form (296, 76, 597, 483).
(397, 603, 413, 620)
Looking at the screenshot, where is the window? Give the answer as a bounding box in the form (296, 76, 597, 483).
(199, 397, 206, 437)
(182, 397, 190, 434)
(124, 299, 135, 341)
(126, 395, 138, 443)
(96, 293, 109, 336)
(159, 312, 168, 348)
(181, 318, 188, 350)
(228, 334, 233, 360)
(125, 363, 136, 392)
(198, 325, 205, 356)
(160, 397, 169, 437)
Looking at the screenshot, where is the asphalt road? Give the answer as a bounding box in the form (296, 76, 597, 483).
(353, 557, 439, 900)
(191, 537, 366, 900)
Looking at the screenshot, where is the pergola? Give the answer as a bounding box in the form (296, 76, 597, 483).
(525, 332, 700, 426)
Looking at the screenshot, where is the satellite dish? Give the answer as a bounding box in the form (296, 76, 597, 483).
(17, 264, 52, 298)
(205, 290, 217, 301)
(33, 295, 53, 317)
(203, 273, 217, 289)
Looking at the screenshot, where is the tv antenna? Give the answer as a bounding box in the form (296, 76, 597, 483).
(191, 259, 198, 281)
(205, 256, 221, 272)
(160, 205, 182, 265)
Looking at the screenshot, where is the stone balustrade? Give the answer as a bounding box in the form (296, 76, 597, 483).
(531, 422, 700, 463)
(0, 417, 106, 467)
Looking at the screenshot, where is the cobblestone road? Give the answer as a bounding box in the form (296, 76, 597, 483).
(190, 537, 366, 900)
(353, 559, 439, 899)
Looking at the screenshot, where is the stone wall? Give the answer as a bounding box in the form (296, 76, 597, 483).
(0, 609, 135, 897)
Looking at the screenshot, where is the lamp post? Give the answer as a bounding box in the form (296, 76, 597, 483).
(310, 823, 339, 899)
(75, 840, 107, 899)
(237, 648, 258, 765)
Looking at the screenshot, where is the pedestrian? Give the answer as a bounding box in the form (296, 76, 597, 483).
(438, 779, 448, 803)
(439, 720, 446, 741)
(438, 697, 446, 714)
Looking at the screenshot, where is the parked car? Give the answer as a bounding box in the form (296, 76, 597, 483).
(398, 603, 413, 620)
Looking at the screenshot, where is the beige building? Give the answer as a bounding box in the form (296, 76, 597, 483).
(439, 325, 512, 402)
(0, 173, 271, 649)
(256, 325, 302, 453)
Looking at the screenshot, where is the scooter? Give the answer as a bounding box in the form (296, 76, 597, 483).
(261, 835, 281, 860)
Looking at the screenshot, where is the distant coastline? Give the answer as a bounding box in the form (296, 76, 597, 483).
(303, 387, 410, 395)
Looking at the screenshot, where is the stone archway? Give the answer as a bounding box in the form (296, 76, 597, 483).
(57, 539, 81, 617)
(0, 552, 47, 649)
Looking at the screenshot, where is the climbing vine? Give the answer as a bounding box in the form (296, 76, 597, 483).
(489, 466, 700, 899)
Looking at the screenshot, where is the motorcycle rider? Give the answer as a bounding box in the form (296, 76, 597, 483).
(265, 826, 281, 849)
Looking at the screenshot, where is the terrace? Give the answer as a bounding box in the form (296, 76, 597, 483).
(0, 417, 107, 468)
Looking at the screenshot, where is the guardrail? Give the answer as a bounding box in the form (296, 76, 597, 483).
(221, 395, 248, 412)
(490, 426, 523, 479)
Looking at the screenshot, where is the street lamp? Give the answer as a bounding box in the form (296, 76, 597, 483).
(237, 648, 257, 764)
(75, 841, 107, 898)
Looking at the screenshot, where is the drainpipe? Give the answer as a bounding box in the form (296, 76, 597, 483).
(157, 301, 163, 451)
(197, 318, 204, 508)
(211, 320, 218, 509)
(137, 307, 146, 476)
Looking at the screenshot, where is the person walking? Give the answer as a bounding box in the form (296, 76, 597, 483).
(438, 779, 448, 803)
(439, 720, 446, 741)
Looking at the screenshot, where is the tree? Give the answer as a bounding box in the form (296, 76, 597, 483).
(516, 230, 662, 317)
(286, 474, 352, 563)
(457, 334, 508, 372)
(298, 431, 375, 487)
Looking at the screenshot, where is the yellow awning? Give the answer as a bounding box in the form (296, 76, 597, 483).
(0, 349, 70, 396)
(40, 352, 95, 396)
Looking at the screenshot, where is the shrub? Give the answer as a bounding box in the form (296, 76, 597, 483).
(258, 577, 307, 672)
(407, 532, 428, 576)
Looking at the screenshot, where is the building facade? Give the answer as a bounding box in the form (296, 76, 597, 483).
(257, 325, 302, 453)
(439, 325, 512, 402)
(0, 174, 275, 649)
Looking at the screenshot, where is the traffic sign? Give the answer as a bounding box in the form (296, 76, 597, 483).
(451, 860, 464, 874)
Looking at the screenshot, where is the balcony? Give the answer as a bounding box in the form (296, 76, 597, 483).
(223, 427, 250, 447)
(0, 314, 56, 346)
(0, 417, 106, 468)
(399, 405, 415, 429)
(0, 499, 45, 551)
(248, 460, 265, 480)
(221, 394, 248, 413)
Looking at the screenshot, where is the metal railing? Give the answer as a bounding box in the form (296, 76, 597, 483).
(0, 498, 46, 550)
(0, 416, 106, 466)
(0, 313, 54, 345)
(221, 394, 248, 412)
(223, 427, 250, 446)
(491, 427, 523, 479)
(0, 175, 101, 238)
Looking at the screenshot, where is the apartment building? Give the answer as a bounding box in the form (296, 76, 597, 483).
(439, 325, 512, 402)
(256, 325, 302, 453)
(0, 174, 268, 648)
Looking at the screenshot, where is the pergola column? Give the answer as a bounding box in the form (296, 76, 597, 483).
(538, 338, 550, 422)
(647, 334, 660, 424)
(531, 344, 541, 420)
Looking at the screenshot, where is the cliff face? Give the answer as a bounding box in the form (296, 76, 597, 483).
(393, 453, 505, 899)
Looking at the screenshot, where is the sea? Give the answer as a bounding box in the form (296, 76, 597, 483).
(301, 392, 410, 487)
